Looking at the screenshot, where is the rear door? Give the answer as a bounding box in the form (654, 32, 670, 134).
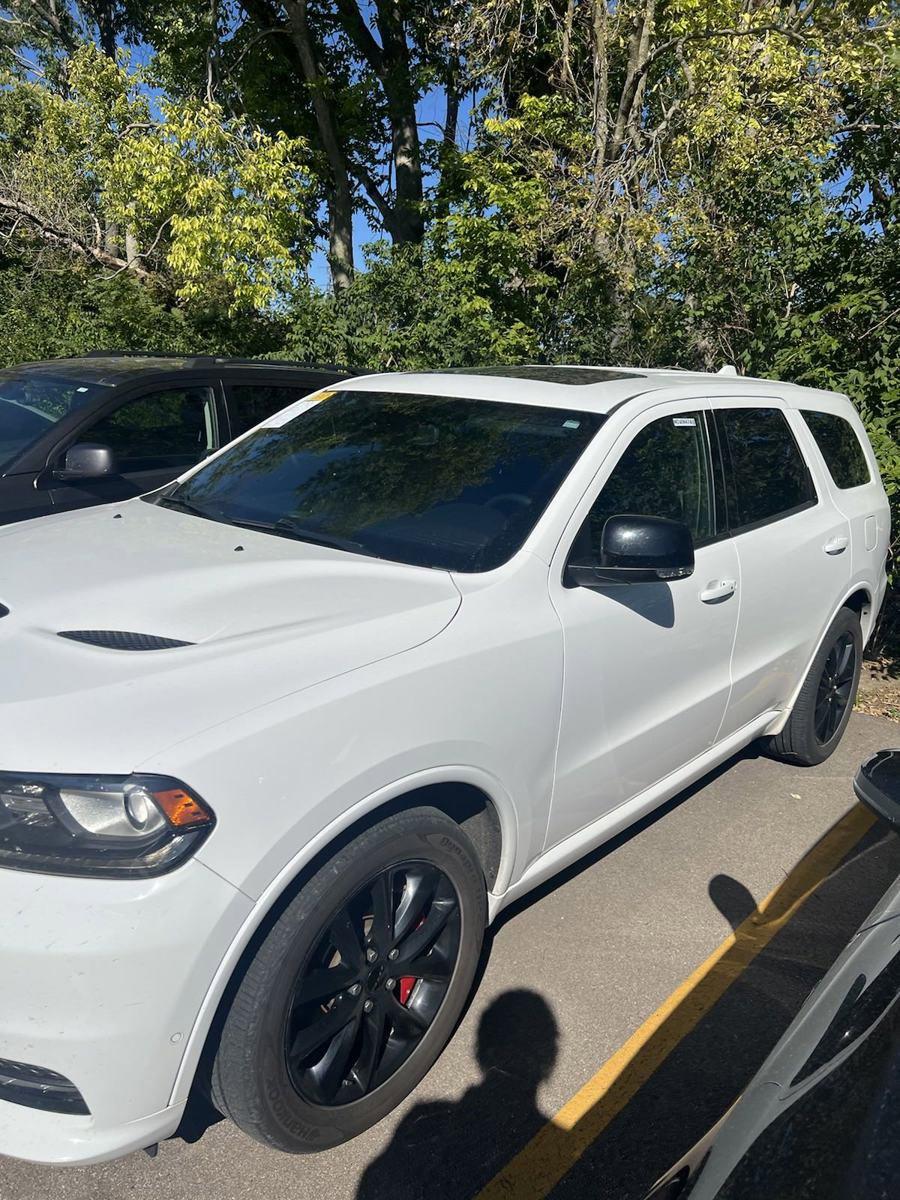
(713, 400, 851, 738)
(223, 375, 340, 440)
(46, 381, 221, 512)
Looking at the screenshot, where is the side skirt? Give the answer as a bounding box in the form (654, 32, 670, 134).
(488, 711, 780, 923)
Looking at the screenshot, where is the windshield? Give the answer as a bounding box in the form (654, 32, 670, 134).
(0, 372, 103, 472)
(157, 390, 604, 572)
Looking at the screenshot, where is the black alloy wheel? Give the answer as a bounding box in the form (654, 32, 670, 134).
(286, 863, 461, 1106)
(814, 632, 857, 746)
(765, 605, 863, 766)
(209, 805, 486, 1153)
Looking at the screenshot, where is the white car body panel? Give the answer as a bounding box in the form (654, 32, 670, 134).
(545, 395, 742, 846)
(0, 365, 889, 1164)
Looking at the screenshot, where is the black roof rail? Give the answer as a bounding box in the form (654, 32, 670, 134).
(73, 351, 356, 374)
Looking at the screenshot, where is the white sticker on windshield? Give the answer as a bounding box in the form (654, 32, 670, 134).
(76, 386, 90, 393)
(563, 419, 581, 429)
(673, 416, 697, 427)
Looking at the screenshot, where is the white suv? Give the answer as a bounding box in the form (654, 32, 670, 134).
(0, 366, 889, 1165)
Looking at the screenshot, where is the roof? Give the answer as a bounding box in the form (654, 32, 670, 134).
(344, 364, 843, 415)
(1, 355, 352, 389)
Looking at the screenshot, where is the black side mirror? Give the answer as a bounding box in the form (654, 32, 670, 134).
(854, 751, 900, 831)
(54, 443, 118, 481)
(566, 513, 695, 588)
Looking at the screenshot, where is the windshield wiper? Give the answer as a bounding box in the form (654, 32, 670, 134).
(156, 500, 376, 557)
(213, 513, 372, 555)
(156, 493, 212, 519)
(271, 518, 372, 556)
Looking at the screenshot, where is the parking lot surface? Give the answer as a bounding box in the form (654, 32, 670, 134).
(3, 712, 900, 1200)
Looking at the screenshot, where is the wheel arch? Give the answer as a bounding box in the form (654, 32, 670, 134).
(765, 583, 872, 736)
(843, 585, 875, 640)
(168, 767, 515, 1110)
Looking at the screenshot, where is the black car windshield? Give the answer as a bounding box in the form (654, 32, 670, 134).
(158, 390, 604, 572)
(0, 372, 103, 472)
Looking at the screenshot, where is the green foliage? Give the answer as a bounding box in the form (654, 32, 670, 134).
(283, 242, 539, 370)
(0, 43, 315, 310)
(0, 255, 290, 365)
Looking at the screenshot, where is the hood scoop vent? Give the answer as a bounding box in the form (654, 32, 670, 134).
(58, 630, 194, 651)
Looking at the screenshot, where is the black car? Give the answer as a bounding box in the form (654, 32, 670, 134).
(0, 352, 352, 525)
(646, 750, 900, 1200)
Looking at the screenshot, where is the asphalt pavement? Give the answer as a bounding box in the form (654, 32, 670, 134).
(3, 712, 900, 1200)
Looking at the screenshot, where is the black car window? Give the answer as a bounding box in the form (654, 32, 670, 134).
(83, 387, 217, 474)
(716, 408, 816, 532)
(577, 411, 714, 560)
(0, 374, 103, 472)
(801, 410, 870, 489)
(228, 383, 315, 437)
(157, 390, 604, 572)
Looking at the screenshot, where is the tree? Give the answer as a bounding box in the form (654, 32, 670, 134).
(136, 0, 465, 289)
(446, 0, 897, 360)
(0, 42, 317, 310)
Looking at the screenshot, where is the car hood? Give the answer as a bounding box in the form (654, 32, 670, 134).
(0, 500, 461, 771)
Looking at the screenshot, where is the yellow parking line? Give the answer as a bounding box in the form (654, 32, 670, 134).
(476, 803, 876, 1200)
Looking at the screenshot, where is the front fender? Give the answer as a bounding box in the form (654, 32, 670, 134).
(166, 762, 518, 1110)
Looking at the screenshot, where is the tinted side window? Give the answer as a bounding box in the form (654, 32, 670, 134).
(84, 387, 216, 473)
(802, 410, 870, 489)
(578, 412, 714, 559)
(717, 408, 816, 531)
(228, 384, 312, 437)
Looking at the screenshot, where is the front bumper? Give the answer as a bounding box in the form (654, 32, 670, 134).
(0, 859, 251, 1165)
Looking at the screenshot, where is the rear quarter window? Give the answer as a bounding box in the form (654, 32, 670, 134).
(801, 410, 871, 489)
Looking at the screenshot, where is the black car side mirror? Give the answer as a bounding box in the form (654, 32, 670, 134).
(854, 750, 900, 831)
(54, 443, 118, 481)
(566, 514, 695, 588)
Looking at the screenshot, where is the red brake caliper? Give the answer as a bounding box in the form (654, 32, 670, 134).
(397, 911, 425, 1004)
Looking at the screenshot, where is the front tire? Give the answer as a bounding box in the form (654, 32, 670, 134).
(766, 606, 862, 766)
(210, 806, 487, 1153)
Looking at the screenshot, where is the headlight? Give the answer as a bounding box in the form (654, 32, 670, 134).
(0, 772, 215, 878)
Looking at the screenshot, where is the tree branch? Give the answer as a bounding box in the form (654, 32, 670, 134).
(333, 0, 384, 77)
(349, 157, 396, 232)
(0, 195, 151, 277)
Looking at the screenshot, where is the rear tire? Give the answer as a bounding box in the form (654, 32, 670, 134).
(210, 805, 487, 1153)
(765, 606, 862, 766)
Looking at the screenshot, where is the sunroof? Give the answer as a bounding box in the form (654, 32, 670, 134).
(433, 366, 642, 385)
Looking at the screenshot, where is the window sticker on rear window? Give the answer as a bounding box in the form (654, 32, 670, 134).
(673, 416, 696, 427)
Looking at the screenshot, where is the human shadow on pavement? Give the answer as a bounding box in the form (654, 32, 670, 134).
(356, 989, 563, 1200)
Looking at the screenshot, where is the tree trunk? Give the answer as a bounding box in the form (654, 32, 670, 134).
(125, 229, 140, 268)
(326, 186, 354, 291)
(95, 1, 117, 59)
(280, 0, 355, 288)
(609, 0, 656, 162)
(373, 0, 424, 245)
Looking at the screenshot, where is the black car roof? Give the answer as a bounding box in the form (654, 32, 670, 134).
(2, 354, 353, 389)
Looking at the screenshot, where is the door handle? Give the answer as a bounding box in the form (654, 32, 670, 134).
(824, 536, 849, 556)
(700, 579, 736, 603)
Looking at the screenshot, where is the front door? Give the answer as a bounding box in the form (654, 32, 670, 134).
(46, 383, 220, 512)
(546, 402, 740, 849)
